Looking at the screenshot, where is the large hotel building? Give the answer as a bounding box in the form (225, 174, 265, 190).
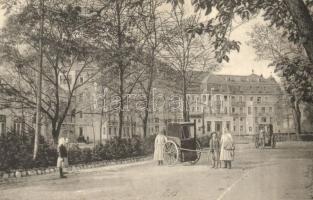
(186, 72, 292, 136)
(0, 69, 296, 142)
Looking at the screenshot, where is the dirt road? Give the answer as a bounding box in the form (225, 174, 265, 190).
(1, 142, 312, 200)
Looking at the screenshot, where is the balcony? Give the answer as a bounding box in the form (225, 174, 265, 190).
(231, 101, 246, 107)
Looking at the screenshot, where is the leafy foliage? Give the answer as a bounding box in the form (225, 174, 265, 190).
(274, 57, 313, 103)
(168, 0, 313, 63)
(0, 131, 57, 172)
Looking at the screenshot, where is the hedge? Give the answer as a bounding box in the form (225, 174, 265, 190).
(0, 131, 156, 172)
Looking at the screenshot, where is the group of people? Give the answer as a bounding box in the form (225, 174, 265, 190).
(57, 128, 235, 179)
(209, 128, 235, 169)
(153, 128, 235, 169)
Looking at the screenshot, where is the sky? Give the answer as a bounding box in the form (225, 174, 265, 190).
(0, 4, 277, 80)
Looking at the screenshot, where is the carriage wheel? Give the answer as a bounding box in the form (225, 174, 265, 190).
(190, 141, 201, 165)
(163, 141, 179, 165)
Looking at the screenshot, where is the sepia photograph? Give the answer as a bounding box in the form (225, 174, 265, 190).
(0, 0, 313, 199)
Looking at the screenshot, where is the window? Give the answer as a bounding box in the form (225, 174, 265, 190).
(233, 126, 236, 131)
(250, 96, 254, 101)
(79, 127, 83, 136)
(226, 121, 230, 131)
(254, 107, 258, 113)
(216, 95, 220, 100)
(240, 126, 243, 131)
(269, 107, 273, 112)
(154, 118, 159, 123)
(240, 107, 243, 113)
(232, 107, 235, 113)
(240, 117, 244, 122)
(249, 127, 252, 132)
(14, 120, 24, 135)
(261, 107, 265, 113)
(79, 76, 84, 83)
(203, 121, 210, 133)
(224, 96, 228, 101)
(255, 117, 258, 123)
(208, 95, 211, 101)
(202, 95, 206, 102)
(239, 96, 243, 102)
(80, 111, 83, 118)
(109, 127, 112, 135)
(257, 97, 261, 103)
(261, 117, 267, 122)
(197, 119, 201, 123)
(114, 127, 117, 135)
(0, 115, 6, 136)
(231, 96, 235, 101)
(224, 107, 228, 114)
(248, 107, 251, 115)
(233, 118, 236, 121)
(155, 126, 160, 132)
(0, 122, 5, 136)
(192, 107, 195, 112)
(123, 128, 126, 137)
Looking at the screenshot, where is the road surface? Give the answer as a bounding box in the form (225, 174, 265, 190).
(1, 142, 313, 200)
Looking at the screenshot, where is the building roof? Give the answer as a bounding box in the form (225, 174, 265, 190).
(204, 73, 282, 95)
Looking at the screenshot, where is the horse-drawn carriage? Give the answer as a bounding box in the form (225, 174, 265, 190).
(255, 124, 276, 148)
(163, 121, 202, 165)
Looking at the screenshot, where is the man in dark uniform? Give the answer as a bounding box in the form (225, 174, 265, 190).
(57, 138, 68, 178)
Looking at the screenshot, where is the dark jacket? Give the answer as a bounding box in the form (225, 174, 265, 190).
(59, 144, 68, 158)
(210, 138, 220, 152)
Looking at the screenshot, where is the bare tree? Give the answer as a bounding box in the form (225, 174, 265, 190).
(160, 4, 218, 121)
(85, 0, 146, 138)
(0, 1, 98, 144)
(133, 0, 170, 137)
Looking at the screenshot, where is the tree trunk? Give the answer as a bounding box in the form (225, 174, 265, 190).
(118, 92, 124, 139)
(99, 107, 104, 144)
(283, 0, 313, 64)
(182, 74, 188, 121)
(117, 1, 124, 139)
(142, 115, 148, 138)
(52, 129, 59, 146)
(33, 0, 44, 160)
(291, 99, 301, 140)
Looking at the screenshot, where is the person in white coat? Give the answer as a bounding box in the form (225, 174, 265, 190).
(220, 128, 235, 169)
(153, 129, 167, 165)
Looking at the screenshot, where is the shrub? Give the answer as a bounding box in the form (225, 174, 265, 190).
(68, 144, 82, 165)
(142, 134, 156, 155)
(0, 131, 57, 172)
(0, 132, 157, 172)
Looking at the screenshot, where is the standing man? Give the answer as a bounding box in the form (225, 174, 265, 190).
(220, 128, 235, 169)
(57, 137, 69, 178)
(209, 132, 220, 168)
(259, 128, 265, 149)
(154, 129, 167, 165)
